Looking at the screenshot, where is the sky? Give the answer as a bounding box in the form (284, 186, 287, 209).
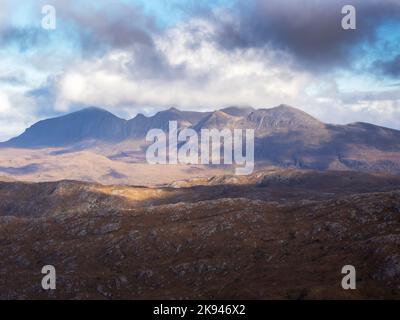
(0, 0, 399, 141)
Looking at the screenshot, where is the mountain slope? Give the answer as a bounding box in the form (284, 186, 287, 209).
(2, 105, 400, 180)
(244, 105, 325, 135)
(220, 106, 255, 117)
(4, 107, 128, 148)
(127, 107, 209, 137)
(192, 110, 241, 131)
(1, 170, 400, 299)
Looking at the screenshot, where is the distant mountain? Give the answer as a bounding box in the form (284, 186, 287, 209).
(3, 107, 128, 148)
(193, 110, 240, 131)
(2, 107, 212, 147)
(220, 106, 255, 117)
(2, 104, 400, 176)
(127, 107, 209, 138)
(248, 106, 400, 171)
(243, 105, 324, 134)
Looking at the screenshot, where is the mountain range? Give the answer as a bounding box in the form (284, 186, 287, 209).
(1, 107, 400, 299)
(1, 104, 400, 184)
(2, 106, 249, 147)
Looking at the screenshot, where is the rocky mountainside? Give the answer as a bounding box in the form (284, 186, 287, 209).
(0, 169, 399, 299)
(220, 106, 255, 117)
(192, 110, 241, 131)
(4, 107, 128, 148)
(126, 107, 209, 138)
(243, 105, 325, 134)
(2, 105, 400, 183)
(1, 105, 331, 146)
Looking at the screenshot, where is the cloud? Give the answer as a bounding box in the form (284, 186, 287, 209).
(341, 88, 400, 104)
(0, 26, 51, 52)
(1, 0, 400, 141)
(303, 82, 400, 129)
(0, 72, 26, 86)
(373, 55, 400, 78)
(54, 18, 312, 115)
(0, 89, 38, 141)
(33, 6, 400, 132)
(58, 1, 158, 52)
(209, 0, 400, 72)
(0, 91, 12, 113)
(0, 0, 159, 57)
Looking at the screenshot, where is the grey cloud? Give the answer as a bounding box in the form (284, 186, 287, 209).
(56, 1, 190, 81)
(57, 1, 158, 53)
(208, 0, 400, 72)
(341, 88, 400, 104)
(124, 42, 199, 82)
(24, 74, 61, 118)
(1, 1, 159, 57)
(0, 72, 26, 86)
(373, 55, 400, 78)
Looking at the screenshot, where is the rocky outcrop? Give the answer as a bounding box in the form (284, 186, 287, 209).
(0, 170, 399, 299)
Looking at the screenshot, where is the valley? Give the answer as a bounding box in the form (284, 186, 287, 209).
(0, 169, 399, 299)
(1, 105, 400, 299)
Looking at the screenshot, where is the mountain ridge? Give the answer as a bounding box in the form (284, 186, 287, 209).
(4, 107, 128, 148)
(4, 104, 398, 147)
(2, 105, 400, 180)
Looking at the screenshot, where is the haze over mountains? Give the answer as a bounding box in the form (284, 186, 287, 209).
(1, 104, 400, 184)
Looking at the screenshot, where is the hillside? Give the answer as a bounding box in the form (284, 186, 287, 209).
(0, 169, 399, 299)
(1, 105, 400, 184)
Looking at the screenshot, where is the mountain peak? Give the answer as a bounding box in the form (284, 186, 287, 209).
(241, 105, 325, 137)
(157, 107, 181, 116)
(220, 106, 255, 117)
(275, 104, 297, 110)
(81, 106, 106, 112)
(4, 106, 127, 147)
(149, 107, 208, 127)
(270, 104, 314, 116)
(155, 107, 186, 120)
(75, 106, 112, 115)
(247, 105, 323, 128)
(134, 113, 147, 120)
(213, 110, 231, 118)
(193, 110, 239, 131)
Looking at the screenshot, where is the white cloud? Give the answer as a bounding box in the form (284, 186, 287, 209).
(54, 18, 312, 114)
(0, 87, 38, 141)
(1, 5, 400, 142)
(0, 91, 11, 113)
(52, 16, 400, 130)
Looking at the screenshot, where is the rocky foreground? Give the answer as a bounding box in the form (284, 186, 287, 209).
(0, 169, 399, 299)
